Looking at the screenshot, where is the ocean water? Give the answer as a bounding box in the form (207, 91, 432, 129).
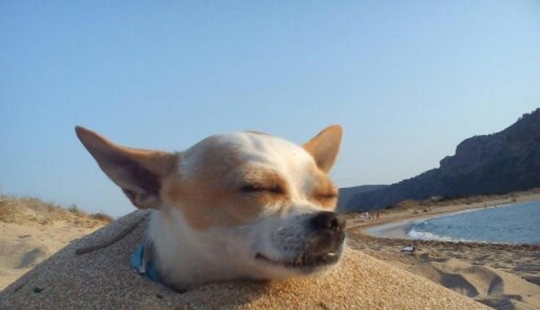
(406, 200, 540, 245)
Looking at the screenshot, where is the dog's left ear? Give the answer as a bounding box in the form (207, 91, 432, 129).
(303, 125, 343, 173)
(75, 126, 178, 210)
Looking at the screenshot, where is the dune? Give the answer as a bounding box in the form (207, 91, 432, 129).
(0, 221, 103, 290)
(0, 194, 111, 290)
(0, 210, 489, 310)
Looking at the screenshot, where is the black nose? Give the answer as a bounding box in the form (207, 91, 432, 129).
(310, 211, 346, 232)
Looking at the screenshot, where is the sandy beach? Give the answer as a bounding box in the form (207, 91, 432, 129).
(1, 210, 489, 310)
(0, 190, 538, 309)
(345, 190, 540, 310)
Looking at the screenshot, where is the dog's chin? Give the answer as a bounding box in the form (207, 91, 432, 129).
(253, 245, 344, 276)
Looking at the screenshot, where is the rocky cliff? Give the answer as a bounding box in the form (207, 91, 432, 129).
(340, 108, 540, 212)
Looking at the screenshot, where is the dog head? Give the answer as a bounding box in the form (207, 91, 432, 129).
(76, 125, 346, 287)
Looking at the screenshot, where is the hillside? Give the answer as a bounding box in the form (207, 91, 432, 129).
(342, 108, 540, 211)
(337, 185, 387, 211)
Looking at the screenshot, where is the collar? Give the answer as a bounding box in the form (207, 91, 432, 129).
(130, 241, 162, 284)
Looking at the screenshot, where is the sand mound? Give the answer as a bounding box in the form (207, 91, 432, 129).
(0, 211, 489, 310)
(434, 259, 504, 296)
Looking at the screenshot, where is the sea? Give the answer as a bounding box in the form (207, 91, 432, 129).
(366, 200, 540, 245)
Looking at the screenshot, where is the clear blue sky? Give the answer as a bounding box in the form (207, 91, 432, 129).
(1, 1, 539, 217)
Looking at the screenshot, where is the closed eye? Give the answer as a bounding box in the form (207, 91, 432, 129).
(315, 191, 338, 200)
(318, 193, 338, 199)
(311, 191, 339, 209)
(240, 184, 283, 195)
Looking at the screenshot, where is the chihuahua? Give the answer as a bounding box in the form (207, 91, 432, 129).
(75, 125, 346, 291)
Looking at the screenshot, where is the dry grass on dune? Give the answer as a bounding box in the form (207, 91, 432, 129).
(0, 193, 113, 228)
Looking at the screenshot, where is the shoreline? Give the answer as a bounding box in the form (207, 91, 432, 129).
(346, 189, 540, 238)
(364, 202, 536, 244)
(364, 219, 419, 240)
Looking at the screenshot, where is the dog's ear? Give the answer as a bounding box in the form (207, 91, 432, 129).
(75, 126, 178, 209)
(303, 125, 343, 173)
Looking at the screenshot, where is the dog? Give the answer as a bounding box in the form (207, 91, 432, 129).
(75, 125, 346, 291)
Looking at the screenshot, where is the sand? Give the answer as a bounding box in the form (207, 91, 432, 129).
(346, 192, 540, 310)
(0, 221, 102, 290)
(2, 191, 537, 309)
(0, 210, 489, 310)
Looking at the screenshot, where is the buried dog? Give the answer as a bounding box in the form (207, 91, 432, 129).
(75, 125, 346, 291)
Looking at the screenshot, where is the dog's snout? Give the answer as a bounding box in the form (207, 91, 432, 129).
(302, 211, 346, 257)
(310, 211, 346, 232)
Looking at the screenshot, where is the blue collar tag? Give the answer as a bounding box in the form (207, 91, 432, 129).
(130, 243, 162, 284)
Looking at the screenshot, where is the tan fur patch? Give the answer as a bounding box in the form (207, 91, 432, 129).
(162, 138, 289, 230)
(307, 165, 339, 209)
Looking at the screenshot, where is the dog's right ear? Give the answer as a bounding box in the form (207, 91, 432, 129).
(75, 126, 178, 210)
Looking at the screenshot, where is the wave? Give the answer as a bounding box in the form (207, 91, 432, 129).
(406, 226, 477, 243)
